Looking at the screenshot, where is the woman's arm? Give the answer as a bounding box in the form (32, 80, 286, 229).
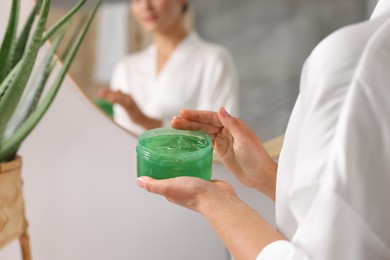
(200, 185, 285, 259)
(137, 176, 285, 260)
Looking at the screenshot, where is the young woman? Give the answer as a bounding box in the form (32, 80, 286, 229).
(99, 0, 238, 135)
(137, 1, 390, 259)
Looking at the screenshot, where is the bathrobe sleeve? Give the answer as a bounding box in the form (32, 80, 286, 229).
(110, 59, 146, 134)
(196, 48, 239, 116)
(257, 19, 390, 260)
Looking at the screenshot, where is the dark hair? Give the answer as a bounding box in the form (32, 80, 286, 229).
(182, 2, 189, 13)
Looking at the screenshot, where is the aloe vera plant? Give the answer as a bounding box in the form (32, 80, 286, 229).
(0, 0, 101, 162)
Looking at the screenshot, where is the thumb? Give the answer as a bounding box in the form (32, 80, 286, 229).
(217, 107, 248, 139)
(137, 176, 171, 195)
(97, 88, 109, 98)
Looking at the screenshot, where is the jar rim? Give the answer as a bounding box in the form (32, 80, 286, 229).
(136, 127, 213, 160)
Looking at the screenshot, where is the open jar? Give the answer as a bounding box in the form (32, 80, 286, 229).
(136, 128, 213, 180)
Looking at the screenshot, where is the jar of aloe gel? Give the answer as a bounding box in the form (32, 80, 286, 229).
(136, 128, 213, 180)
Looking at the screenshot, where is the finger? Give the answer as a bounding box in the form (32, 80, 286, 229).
(136, 176, 172, 195)
(179, 109, 223, 127)
(108, 92, 134, 109)
(97, 88, 111, 98)
(213, 127, 233, 154)
(171, 116, 222, 134)
(218, 107, 253, 140)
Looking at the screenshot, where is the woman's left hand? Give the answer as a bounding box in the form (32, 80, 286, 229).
(136, 176, 236, 213)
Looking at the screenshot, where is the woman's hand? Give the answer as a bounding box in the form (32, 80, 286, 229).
(137, 176, 236, 213)
(98, 88, 162, 129)
(172, 107, 277, 200)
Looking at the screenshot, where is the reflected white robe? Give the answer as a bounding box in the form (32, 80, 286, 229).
(258, 1, 390, 259)
(110, 32, 238, 134)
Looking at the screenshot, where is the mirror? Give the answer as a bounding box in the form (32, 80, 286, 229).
(48, 0, 372, 141)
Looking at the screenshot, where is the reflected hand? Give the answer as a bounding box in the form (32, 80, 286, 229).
(98, 88, 144, 123)
(172, 108, 277, 199)
(137, 176, 236, 213)
(98, 88, 162, 129)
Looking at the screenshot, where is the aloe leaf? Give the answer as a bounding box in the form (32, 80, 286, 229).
(0, 0, 51, 140)
(61, 13, 88, 59)
(0, 0, 102, 161)
(3, 28, 66, 140)
(12, 4, 39, 68)
(36, 0, 43, 9)
(0, 0, 20, 84)
(0, 60, 22, 98)
(25, 23, 69, 115)
(41, 0, 86, 44)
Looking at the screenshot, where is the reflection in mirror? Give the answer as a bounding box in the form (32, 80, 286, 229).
(46, 1, 148, 114)
(47, 0, 196, 135)
(50, 0, 371, 141)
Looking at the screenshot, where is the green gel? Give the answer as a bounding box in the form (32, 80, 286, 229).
(136, 128, 213, 180)
(95, 99, 113, 117)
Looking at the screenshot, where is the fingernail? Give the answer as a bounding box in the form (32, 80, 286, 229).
(171, 116, 178, 127)
(137, 177, 145, 188)
(220, 107, 229, 117)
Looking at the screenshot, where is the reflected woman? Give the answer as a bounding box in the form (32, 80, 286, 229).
(99, 0, 238, 134)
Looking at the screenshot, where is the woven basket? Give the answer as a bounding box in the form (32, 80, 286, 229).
(0, 156, 31, 259)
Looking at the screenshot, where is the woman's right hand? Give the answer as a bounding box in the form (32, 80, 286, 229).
(98, 88, 144, 123)
(98, 88, 162, 129)
(171, 107, 277, 200)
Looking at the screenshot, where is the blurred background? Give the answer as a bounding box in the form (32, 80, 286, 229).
(50, 0, 376, 140)
(0, 1, 380, 259)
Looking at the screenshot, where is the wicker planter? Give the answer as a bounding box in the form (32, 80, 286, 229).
(0, 156, 31, 259)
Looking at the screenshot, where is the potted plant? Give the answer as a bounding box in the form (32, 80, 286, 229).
(0, 0, 101, 258)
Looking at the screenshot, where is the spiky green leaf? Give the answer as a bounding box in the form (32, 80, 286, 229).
(0, 0, 20, 84)
(41, 0, 86, 44)
(61, 13, 88, 59)
(12, 4, 39, 68)
(0, 0, 51, 140)
(0, 60, 22, 98)
(3, 28, 66, 140)
(0, 0, 102, 161)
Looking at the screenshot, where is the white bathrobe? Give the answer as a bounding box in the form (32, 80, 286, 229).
(258, 1, 390, 259)
(110, 32, 238, 135)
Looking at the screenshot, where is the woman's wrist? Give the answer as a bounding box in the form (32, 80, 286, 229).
(197, 186, 239, 217)
(253, 159, 278, 201)
(197, 183, 285, 259)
